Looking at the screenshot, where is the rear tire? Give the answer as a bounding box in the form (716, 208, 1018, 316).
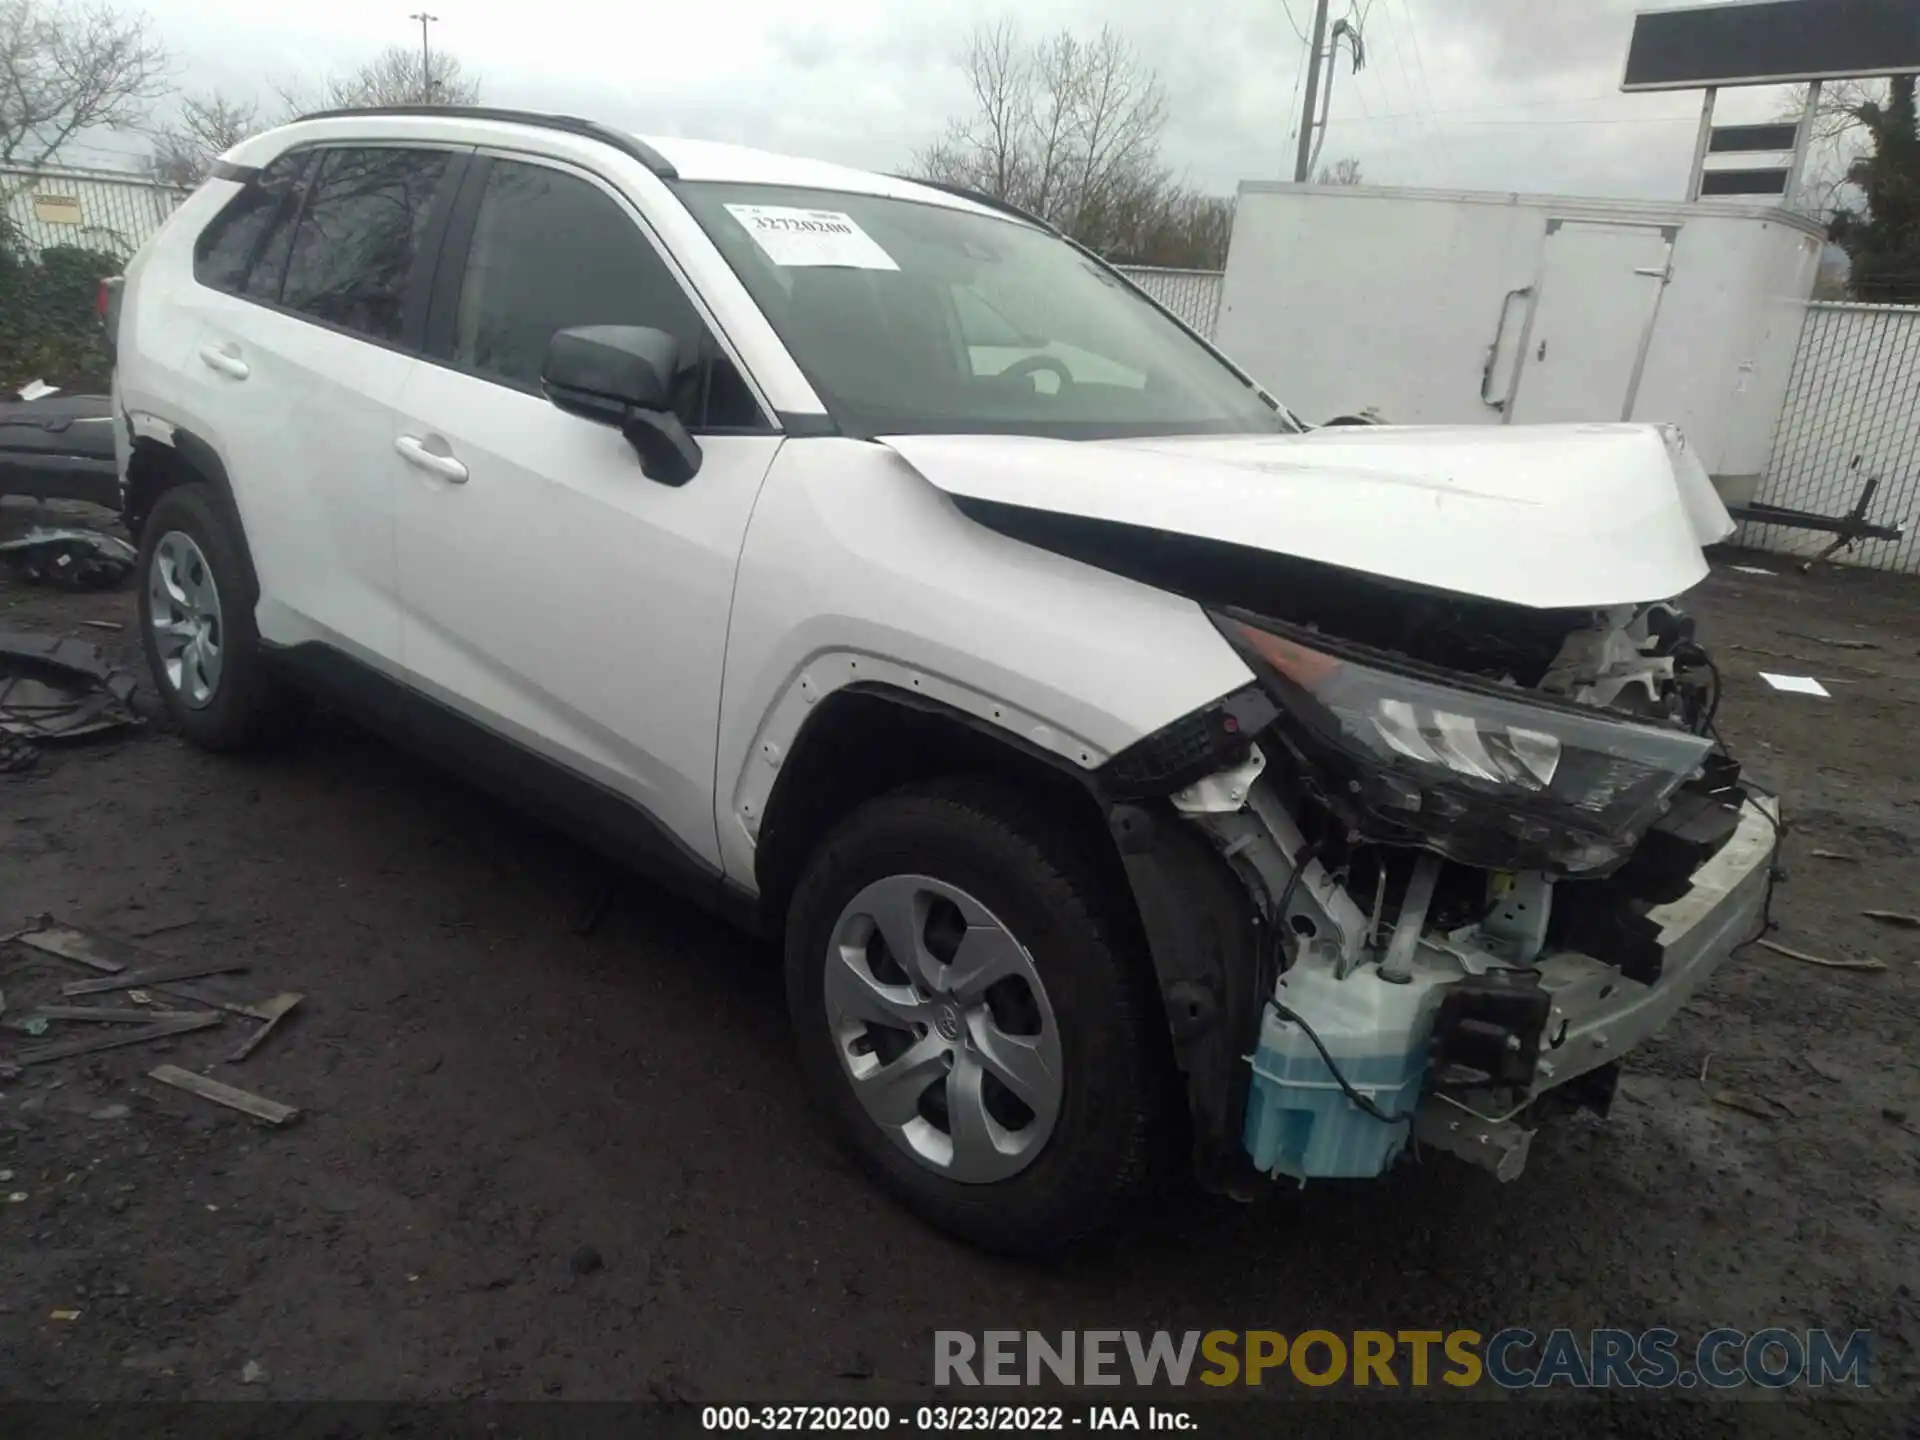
(136, 483, 296, 751)
(785, 776, 1172, 1254)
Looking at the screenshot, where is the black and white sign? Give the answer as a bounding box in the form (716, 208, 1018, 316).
(1623, 0, 1920, 91)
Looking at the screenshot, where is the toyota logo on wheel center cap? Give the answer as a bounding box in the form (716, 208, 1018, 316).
(935, 1002, 963, 1042)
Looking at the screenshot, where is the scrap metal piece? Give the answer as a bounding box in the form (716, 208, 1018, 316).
(1478, 870, 1552, 965)
(0, 632, 139, 743)
(1169, 745, 1266, 815)
(62, 961, 249, 998)
(1413, 1096, 1535, 1182)
(11, 1012, 221, 1065)
(148, 1064, 298, 1126)
(0, 528, 136, 590)
(227, 993, 302, 1062)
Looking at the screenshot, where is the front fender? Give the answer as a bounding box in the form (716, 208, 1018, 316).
(713, 438, 1253, 889)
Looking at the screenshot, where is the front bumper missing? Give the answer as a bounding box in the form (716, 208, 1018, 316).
(1416, 793, 1778, 1178)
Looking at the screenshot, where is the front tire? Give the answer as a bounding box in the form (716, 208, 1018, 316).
(785, 777, 1172, 1253)
(136, 483, 294, 751)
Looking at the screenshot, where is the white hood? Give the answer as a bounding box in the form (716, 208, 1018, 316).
(884, 422, 1733, 611)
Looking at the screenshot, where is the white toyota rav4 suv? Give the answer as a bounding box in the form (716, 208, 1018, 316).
(112, 106, 1780, 1252)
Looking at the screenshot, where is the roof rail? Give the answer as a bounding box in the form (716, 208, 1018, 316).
(291, 105, 678, 179)
(891, 176, 1059, 235)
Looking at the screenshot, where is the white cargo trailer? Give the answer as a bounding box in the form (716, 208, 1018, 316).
(1212, 183, 1825, 505)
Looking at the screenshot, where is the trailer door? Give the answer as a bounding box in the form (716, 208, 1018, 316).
(1508, 220, 1673, 425)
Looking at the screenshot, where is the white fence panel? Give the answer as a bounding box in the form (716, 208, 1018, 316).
(1116, 266, 1224, 339)
(2, 164, 188, 260)
(1740, 302, 1920, 575)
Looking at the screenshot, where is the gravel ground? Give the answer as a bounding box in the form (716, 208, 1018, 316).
(1, 504, 1916, 1429)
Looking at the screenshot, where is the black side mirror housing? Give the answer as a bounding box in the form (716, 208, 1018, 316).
(540, 325, 703, 486)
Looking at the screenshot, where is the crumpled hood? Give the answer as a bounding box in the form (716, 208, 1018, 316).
(884, 422, 1733, 610)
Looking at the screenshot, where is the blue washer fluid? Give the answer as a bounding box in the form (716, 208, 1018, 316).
(1242, 957, 1446, 1181)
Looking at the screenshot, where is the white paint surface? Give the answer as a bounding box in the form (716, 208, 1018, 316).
(1210, 184, 1821, 484)
(887, 421, 1728, 610)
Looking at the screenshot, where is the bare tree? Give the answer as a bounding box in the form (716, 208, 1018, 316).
(150, 92, 259, 187)
(1777, 79, 1885, 218)
(1112, 189, 1234, 269)
(275, 44, 480, 117)
(0, 0, 168, 168)
(915, 23, 1196, 259)
(1316, 156, 1363, 186)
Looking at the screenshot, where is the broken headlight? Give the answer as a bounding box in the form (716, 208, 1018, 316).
(1212, 610, 1714, 875)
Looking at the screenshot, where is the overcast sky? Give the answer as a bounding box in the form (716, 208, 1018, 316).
(66, 0, 1838, 203)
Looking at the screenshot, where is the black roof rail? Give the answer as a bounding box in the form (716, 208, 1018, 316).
(290, 105, 678, 179)
(890, 176, 1060, 235)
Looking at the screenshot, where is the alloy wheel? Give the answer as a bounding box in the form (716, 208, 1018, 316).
(148, 530, 224, 709)
(824, 874, 1063, 1183)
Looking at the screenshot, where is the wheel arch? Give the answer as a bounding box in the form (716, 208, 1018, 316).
(752, 683, 1127, 932)
(123, 427, 260, 598)
(753, 683, 1265, 1190)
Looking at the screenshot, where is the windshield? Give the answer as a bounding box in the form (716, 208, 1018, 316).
(675, 182, 1291, 439)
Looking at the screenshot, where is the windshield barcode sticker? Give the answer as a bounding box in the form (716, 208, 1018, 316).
(724, 204, 899, 271)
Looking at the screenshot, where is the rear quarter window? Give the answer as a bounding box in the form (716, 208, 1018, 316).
(192, 152, 314, 299)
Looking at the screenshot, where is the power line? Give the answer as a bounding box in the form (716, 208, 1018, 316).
(1279, 0, 1310, 43)
(1383, 0, 1458, 179)
(1339, 112, 1699, 127)
(1366, 0, 1437, 180)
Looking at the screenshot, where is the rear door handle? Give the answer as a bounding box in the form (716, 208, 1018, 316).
(394, 434, 469, 483)
(197, 343, 249, 380)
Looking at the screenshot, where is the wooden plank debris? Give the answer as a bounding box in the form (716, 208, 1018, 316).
(152, 982, 272, 1020)
(1862, 910, 1920, 930)
(18, 926, 133, 974)
(61, 961, 248, 999)
(11, 1013, 221, 1065)
(227, 994, 302, 1062)
(32, 1006, 201, 1024)
(147, 1064, 298, 1126)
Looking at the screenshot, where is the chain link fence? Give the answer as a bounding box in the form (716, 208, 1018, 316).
(1, 165, 187, 392)
(1116, 265, 1224, 339)
(2, 163, 187, 261)
(1740, 302, 1920, 575)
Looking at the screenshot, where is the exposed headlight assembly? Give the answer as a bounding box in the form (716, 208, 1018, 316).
(1212, 610, 1714, 875)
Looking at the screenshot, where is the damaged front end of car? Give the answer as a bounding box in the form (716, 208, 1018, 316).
(1100, 590, 1779, 1192)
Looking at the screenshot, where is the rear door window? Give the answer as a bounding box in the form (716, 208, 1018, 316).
(193, 151, 314, 299)
(280, 147, 454, 345)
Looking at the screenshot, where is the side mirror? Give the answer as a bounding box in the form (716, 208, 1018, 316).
(540, 325, 703, 486)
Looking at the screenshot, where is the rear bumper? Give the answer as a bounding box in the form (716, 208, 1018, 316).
(1415, 793, 1778, 1176)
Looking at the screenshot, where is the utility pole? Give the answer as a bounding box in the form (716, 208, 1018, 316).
(409, 12, 439, 103)
(1292, 0, 1332, 182)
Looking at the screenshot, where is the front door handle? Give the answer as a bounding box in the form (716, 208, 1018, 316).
(394, 435, 469, 483)
(197, 343, 249, 380)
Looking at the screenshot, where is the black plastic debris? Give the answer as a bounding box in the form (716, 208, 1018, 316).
(0, 393, 119, 509)
(0, 528, 137, 590)
(0, 631, 141, 764)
